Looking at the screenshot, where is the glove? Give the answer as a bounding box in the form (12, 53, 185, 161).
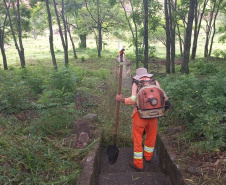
(165, 100, 172, 111)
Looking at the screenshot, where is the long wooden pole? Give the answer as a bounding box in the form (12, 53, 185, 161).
(113, 64, 123, 145)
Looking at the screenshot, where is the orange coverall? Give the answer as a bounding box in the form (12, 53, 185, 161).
(124, 77, 168, 169)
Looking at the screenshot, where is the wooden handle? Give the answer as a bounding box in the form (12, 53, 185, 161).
(114, 64, 123, 136)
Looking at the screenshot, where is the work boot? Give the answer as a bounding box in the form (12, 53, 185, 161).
(129, 161, 144, 172)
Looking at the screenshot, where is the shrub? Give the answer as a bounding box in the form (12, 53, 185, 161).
(45, 67, 78, 93)
(0, 74, 31, 113)
(37, 89, 74, 107)
(213, 49, 221, 58)
(19, 68, 46, 94)
(32, 106, 75, 136)
(125, 53, 136, 64)
(190, 60, 218, 75)
(149, 46, 157, 57)
(213, 49, 226, 59)
(81, 56, 85, 62)
(138, 47, 144, 61)
(160, 74, 226, 152)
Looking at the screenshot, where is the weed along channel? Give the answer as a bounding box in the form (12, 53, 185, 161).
(77, 60, 183, 185)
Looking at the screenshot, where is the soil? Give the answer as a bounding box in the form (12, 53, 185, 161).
(162, 126, 226, 184)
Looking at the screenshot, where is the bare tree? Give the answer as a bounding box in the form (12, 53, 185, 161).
(164, 0, 171, 74)
(181, 0, 195, 74)
(45, 0, 57, 70)
(53, 0, 69, 66)
(0, 11, 8, 70)
(176, 23, 184, 57)
(169, 0, 176, 73)
(85, 0, 103, 57)
(66, 18, 77, 59)
(204, 0, 222, 57)
(3, 0, 25, 68)
(191, 0, 208, 60)
(208, 0, 222, 56)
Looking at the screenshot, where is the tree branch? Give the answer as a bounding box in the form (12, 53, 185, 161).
(119, 0, 135, 41)
(85, 0, 98, 24)
(169, 1, 187, 25)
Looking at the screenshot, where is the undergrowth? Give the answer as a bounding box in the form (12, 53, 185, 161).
(0, 50, 115, 184)
(158, 59, 226, 153)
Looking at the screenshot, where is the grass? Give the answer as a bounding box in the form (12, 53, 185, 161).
(0, 41, 120, 184)
(0, 32, 225, 184)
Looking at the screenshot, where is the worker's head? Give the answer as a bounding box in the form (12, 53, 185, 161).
(133, 68, 153, 80)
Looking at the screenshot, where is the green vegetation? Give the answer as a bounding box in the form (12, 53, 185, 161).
(159, 61, 226, 152)
(0, 0, 226, 183)
(1, 43, 226, 184)
(0, 48, 116, 184)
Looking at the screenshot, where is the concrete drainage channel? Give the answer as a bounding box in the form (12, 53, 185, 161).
(76, 130, 185, 185)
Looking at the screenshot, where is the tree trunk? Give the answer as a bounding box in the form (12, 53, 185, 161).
(79, 34, 87, 48)
(0, 31, 8, 70)
(98, 24, 102, 57)
(67, 22, 77, 59)
(204, 0, 216, 57)
(191, 0, 208, 60)
(0, 14, 8, 70)
(45, 0, 57, 70)
(181, 0, 195, 74)
(176, 23, 183, 57)
(164, 0, 171, 74)
(191, 0, 199, 60)
(17, 0, 25, 68)
(132, 1, 139, 69)
(53, 0, 69, 66)
(143, 0, 148, 70)
(169, 0, 176, 73)
(134, 14, 139, 68)
(209, 0, 222, 56)
(97, 0, 101, 57)
(62, 0, 68, 66)
(135, 38, 139, 69)
(0, 44, 8, 70)
(4, 0, 25, 68)
(85, 0, 103, 57)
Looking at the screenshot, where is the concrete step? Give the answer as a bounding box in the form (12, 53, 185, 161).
(98, 172, 171, 185)
(100, 147, 161, 173)
(98, 147, 171, 185)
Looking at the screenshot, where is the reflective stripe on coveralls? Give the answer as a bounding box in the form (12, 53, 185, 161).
(131, 95, 136, 102)
(144, 146, 154, 153)
(134, 152, 143, 159)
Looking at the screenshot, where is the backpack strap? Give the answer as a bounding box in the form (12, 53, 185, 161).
(137, 78, 156, 91)
(132, 79, 139, 86)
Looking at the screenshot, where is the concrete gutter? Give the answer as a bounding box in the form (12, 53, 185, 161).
(156, 133, 186, 185)
(76, 130, 102, 185)
(76, 130, 186, 185)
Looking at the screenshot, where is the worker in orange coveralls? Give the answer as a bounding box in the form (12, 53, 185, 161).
(118, 48, 125, 62)
(116, 67, 169, 172)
